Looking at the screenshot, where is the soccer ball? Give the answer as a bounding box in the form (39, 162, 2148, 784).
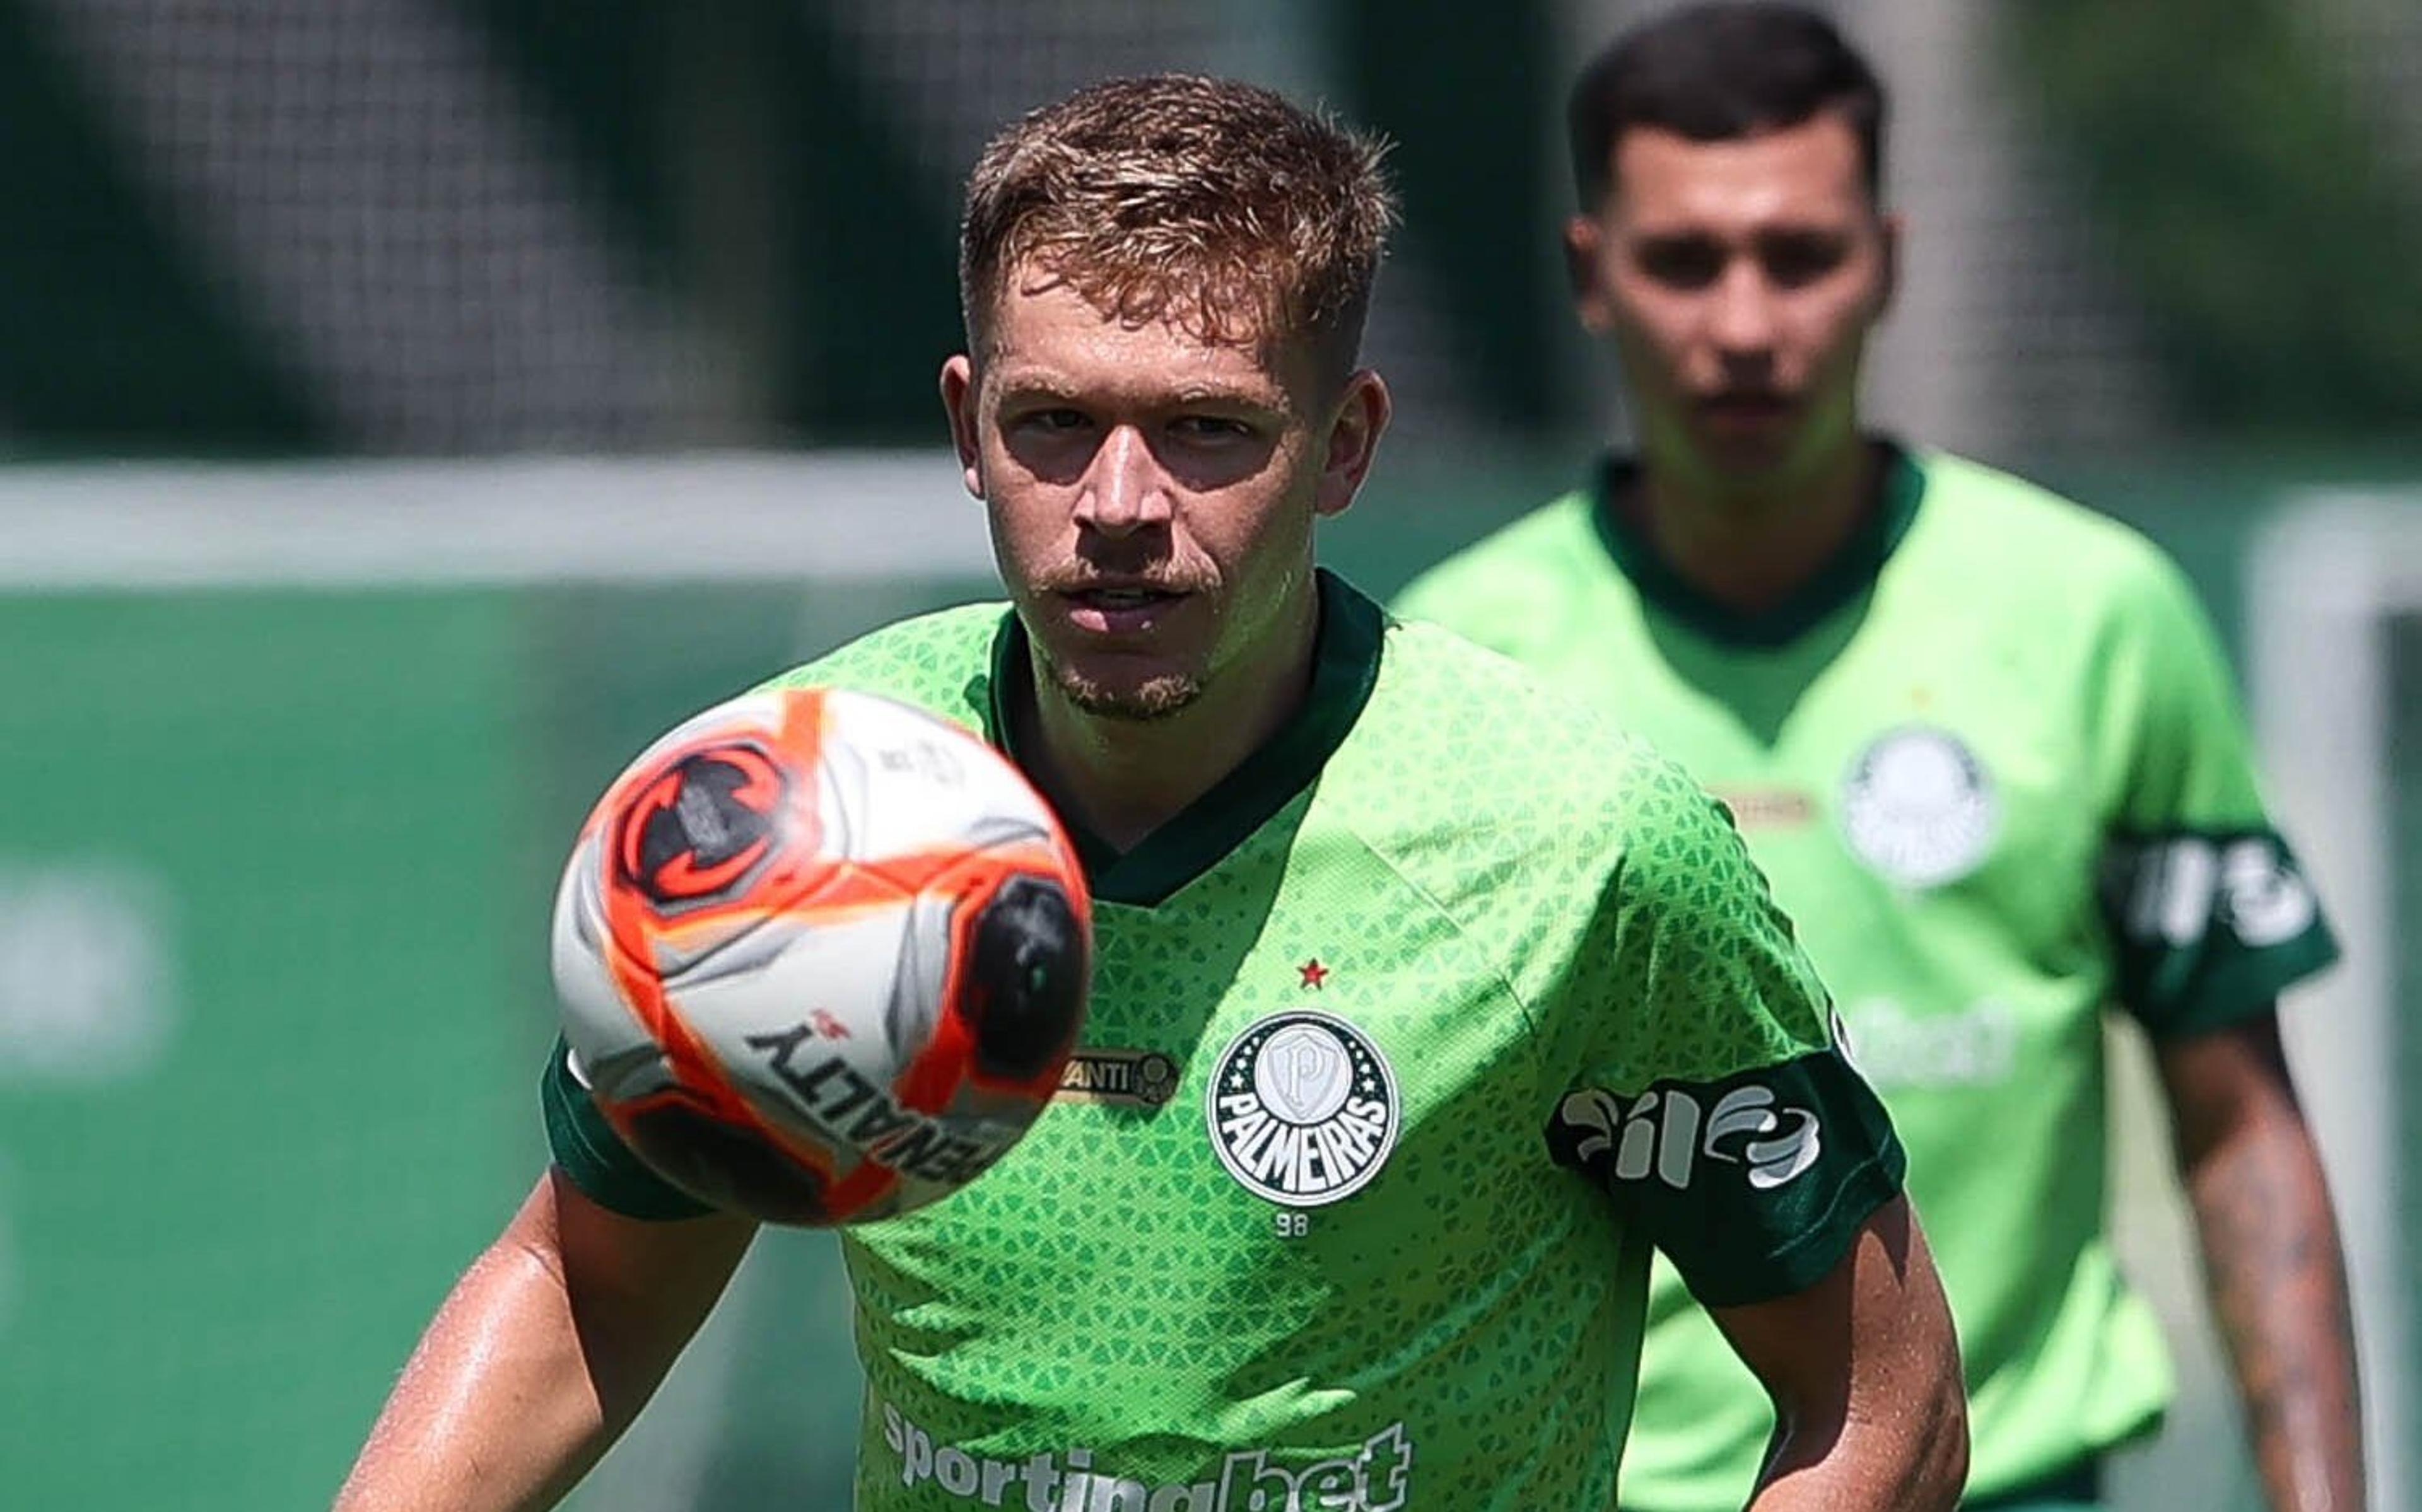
(549, 685, 1092, 1226)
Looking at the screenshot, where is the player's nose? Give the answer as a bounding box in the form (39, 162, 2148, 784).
(1706, 260, 1781, 359)
(1074, 425, 1173, 537)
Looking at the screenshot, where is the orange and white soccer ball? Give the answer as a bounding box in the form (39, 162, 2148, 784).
(549, 685, 1091, 1226)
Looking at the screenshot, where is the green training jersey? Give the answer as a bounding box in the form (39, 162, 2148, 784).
(544, 571, 1905, 1510)
(1396, 446, 2339, 1508)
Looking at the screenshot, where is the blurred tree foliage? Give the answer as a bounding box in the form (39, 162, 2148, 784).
(2010, 2, 2422, 435)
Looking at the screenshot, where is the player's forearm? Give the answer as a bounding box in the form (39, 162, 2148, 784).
(2183, 1113, 2366, 1511)
(1745, 1390, 1967, 1511)
(332, 1235, 622, 1512)
(336, 1172, 749, 1512)
(1721, 1199, 1969, 1511)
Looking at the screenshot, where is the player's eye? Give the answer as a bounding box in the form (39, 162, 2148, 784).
(1018, 407, 1091, 434)
(1168, 414, 1255, 443)
(1632, 236, 1725, 291)
(1759, 232, 1849, 289)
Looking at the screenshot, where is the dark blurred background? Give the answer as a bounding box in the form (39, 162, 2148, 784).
(0, 3, 2414, 1509)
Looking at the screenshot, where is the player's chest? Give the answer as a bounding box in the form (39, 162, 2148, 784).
(1609, 619, 2100, 940)
(904, 886, 1580, 1283)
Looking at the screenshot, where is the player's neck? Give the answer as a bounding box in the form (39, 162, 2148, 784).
(1630, 437, 1883, 617)
(1018, 592, 1321, 856)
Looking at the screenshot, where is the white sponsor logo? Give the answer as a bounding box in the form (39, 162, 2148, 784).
(1837, 998, 2018, 1090)
(1207, 1012, 1398, 1208)
(2116, 835, 2317, 950)
(1557, 1083, 1823, 1191)
(881, 1403, 1414, 1510)
(1840, 726, 1998, 888)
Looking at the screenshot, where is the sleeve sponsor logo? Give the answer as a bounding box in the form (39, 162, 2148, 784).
(1206, 1011, 1399, 1208)
(880, 1401, 1414, 1510)
(1839, 726, 1999, 888)
(2105, 834, 2319, 950)
(1554, 1083, 1823, 1191)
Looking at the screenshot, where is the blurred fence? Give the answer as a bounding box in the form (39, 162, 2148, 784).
(0, 451, 2414, 1510)
(1, 0, 2415, 461)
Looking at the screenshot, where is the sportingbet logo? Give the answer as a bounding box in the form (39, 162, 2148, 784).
(881, 1403, 1413, 1510)
(1556, 1083, 1822, 1191)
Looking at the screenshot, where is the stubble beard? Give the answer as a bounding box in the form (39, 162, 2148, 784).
(1039, 647, 1203, 723)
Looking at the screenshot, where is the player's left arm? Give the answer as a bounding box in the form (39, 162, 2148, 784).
(2156, 1010, 2365, 1512)
(1548, 753, 1966, 1508)
(1705, 1192, 1966, 1510)
(2092, 549, 2363, 1510)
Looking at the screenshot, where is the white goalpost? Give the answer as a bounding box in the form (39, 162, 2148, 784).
(0, 452, 987, 588)
(2248, 489, 2421, 1512)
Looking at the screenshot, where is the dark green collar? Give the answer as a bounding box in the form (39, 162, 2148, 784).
(982, 569, 1384, 909)
(1587, 441, 1926, 648)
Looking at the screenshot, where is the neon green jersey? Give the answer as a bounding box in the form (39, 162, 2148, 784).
(1397, 447, 2339, 1508)
(545, 572, 1905, 1510)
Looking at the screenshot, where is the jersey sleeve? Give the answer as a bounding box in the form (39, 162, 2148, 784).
(540, 1035, 713, 1220)
(1543, 755, 1905, 1309)
(2090, 552, 2339, 1038)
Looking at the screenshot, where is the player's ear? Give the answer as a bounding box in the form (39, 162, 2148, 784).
(939, 354, 983, 500)
(1313, 368, 1391, 520)
(1874, 209, 1905, 322)
(1566, 213, 1617, 335)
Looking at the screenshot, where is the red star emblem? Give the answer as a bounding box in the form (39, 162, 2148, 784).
(1297, 958, 1330, 990)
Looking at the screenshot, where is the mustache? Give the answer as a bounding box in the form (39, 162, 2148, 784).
(1036, 568, 1210, 595)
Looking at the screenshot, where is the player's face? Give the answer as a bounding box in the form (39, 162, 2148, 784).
(1569, 112, 1897, 491)
(942, 271, 1388, 721)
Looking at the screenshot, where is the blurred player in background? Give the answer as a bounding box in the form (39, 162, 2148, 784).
(334, 73, 1964, 1511)
(1398, 6, 2363, 1511)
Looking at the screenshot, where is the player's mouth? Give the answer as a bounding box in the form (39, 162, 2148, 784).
(1057, 584, 1190, 635)
(1695, 392, 1796, 431)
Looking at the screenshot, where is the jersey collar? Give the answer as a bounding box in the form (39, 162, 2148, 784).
(1586, 439, 1926, 648)
(983, 569, 1384, 909)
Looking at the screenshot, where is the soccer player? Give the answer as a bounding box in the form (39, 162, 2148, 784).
(1395, 8, 2365, 1511)
(335, 74, 1965, 1511)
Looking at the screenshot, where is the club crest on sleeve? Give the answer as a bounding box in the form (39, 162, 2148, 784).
(1205, 1011, 1399, 1207)
(1839, 725, 1998, 887)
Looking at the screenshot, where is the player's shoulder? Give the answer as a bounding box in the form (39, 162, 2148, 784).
(1392, 488, 1599, 629)
(1399, 487, 1596, 589)
(758, 600, 1009, 726)
(1907, 448, 2186, 607)
(1359, 610, 1705, 843)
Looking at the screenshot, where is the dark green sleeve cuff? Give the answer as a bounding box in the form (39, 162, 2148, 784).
(1691, 1135, 1906, 1308)
(2138, 922, 2340, 1042)
(1547, 1048, 1907, 1308)
(541, 1037, 712, 1221)
(2100, 829, 2342, 1040)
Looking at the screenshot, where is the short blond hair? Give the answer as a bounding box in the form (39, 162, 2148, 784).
(959, 74, 1397, 383)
